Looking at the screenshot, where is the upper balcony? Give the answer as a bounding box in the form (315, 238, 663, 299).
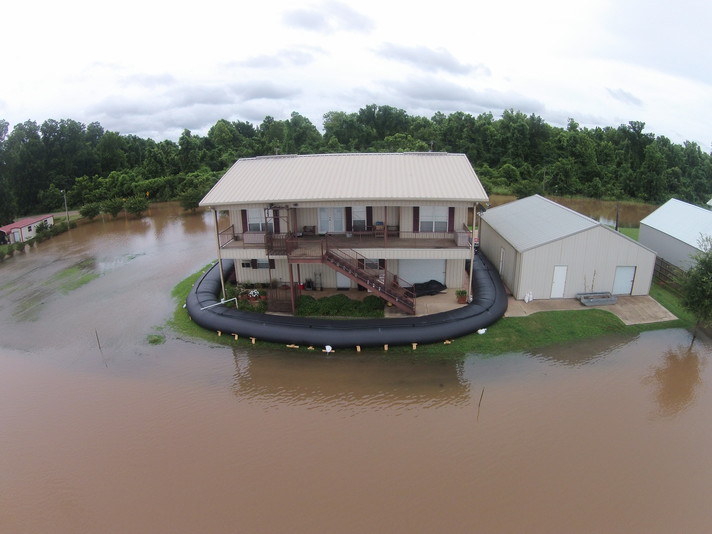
(218, 225, 476, 254)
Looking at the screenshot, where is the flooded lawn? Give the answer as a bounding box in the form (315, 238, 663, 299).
(1, 203, 711, 533)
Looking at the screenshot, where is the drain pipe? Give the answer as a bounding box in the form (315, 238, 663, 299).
(213, 208, 226, 300)
(201, 298, 238, 311)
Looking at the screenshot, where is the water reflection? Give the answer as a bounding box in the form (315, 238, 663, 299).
(644, 345, 705, 417)
(530, 332, 638, 367)
(231, 348, 470, 409)
(180, 210, 211, 234)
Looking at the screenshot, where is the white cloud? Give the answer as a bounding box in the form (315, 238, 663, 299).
(1, 0, 709, 146)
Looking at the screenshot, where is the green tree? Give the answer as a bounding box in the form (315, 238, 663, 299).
(96, 131, 127, 175)
(79, 202, 102, 220)
(124, 195, 149, 218)
(4, 120, 47, 213)
(0, 175, 17, 225)
(102, 198, 124, 218)
(681, 236, 712, 344)
(637, 143, 667, 202)
(178, 129, 202, 172)
(38, 183, 64, 212)
(179, 188, 204, 212)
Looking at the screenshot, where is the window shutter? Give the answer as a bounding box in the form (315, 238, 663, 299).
(250, 259, 257, 269)
(448, 207, 455, 232)
(269, 259, 275, 269)
(345, 207, 352, 232)
(273, 209, 280, 234)
(241, 210, 248, 232)
(366, 206, 373, 228)
(413, 207, 420, 233)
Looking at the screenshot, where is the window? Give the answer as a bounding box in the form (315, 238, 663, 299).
(364, 258, 381, 270)
(351, 206, 367, 232)
(419, 206, 448, 232)
(246, 208, 273, 232)
(358, 258, 383, 270)
(249, 259, 275, 269)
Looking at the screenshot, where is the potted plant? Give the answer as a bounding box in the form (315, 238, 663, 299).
(456, 289, 468, 304)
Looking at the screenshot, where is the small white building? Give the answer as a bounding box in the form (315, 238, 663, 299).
(639, 198, 712, 270)
(0, 214, 54, 244)
(479, 195, 655, 300)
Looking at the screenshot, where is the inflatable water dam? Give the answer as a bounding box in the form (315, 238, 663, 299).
(185, 252, 508, 349)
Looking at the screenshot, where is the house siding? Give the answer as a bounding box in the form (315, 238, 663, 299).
(481, 216, 655, 300)
(639, 223, 699, 271)
(479, 219, 518, 294)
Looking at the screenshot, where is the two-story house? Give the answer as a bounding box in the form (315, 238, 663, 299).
(199, 152, 488, 315)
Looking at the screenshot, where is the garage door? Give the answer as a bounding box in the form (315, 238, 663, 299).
(613, 265, 636, 295)
(398, 260, 446, 285)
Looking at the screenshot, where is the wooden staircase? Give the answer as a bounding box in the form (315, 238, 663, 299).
(322, 244, 416, 315)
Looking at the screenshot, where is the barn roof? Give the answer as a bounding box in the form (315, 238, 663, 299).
(480, 195, 599, 252)
(640, 198, 712, 250)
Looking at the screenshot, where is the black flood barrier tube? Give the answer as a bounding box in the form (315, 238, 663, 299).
(186, 253, 508, 349)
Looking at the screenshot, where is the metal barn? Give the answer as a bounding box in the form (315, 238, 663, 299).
(479, 195, 655, 300)
(639, 198, 712, 271)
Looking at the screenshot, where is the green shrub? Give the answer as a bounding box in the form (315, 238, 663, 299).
(362, 295, 385, 311)
(80, 202, 102, 220)
(295, 293, 384, 317)
(237, 299, 267, 313)
(35, 221, 51, 235)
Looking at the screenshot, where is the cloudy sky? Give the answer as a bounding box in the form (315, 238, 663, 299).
(2, 0, 710, 146)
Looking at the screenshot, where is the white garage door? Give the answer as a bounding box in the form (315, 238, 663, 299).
(398, 260, 446, 285)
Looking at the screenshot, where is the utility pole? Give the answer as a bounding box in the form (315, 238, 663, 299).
(61, 189, 70, 225)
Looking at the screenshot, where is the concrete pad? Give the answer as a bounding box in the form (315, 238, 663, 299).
(505, 295, 677, 325)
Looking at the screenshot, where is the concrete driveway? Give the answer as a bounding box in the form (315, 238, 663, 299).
(505, 295, 678, 325)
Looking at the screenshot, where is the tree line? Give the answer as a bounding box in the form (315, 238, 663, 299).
(1, 104, 711, 225)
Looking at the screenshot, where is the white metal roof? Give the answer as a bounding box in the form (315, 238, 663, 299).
(480, 195, 599, 252)
(640, 198, 712, 250)
(200, 152, 488, 207)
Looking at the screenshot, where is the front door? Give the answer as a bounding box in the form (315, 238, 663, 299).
(318, 208, 345, 234)
(336, 272, 351, 289)
(613, 266, 636, 295)
(550, 265, 567, 298)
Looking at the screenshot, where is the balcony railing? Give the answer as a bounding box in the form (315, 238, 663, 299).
(218, 229, 467, 251)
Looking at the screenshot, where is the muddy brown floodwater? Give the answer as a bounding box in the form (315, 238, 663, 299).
(1, 202, 711, 533)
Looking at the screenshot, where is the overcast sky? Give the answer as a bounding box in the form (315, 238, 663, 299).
(2, 0, 710, 147)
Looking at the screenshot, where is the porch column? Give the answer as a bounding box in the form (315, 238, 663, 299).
(214, 209, 226, 300)
(289, 264, 296, 314)
(468, 203, 477, 302)
(384, 206, 388, 246)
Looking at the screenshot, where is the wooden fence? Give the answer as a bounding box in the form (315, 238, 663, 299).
(653, 256, 684, 296)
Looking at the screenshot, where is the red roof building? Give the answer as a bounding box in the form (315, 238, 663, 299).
(0, 214, 54, 244)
